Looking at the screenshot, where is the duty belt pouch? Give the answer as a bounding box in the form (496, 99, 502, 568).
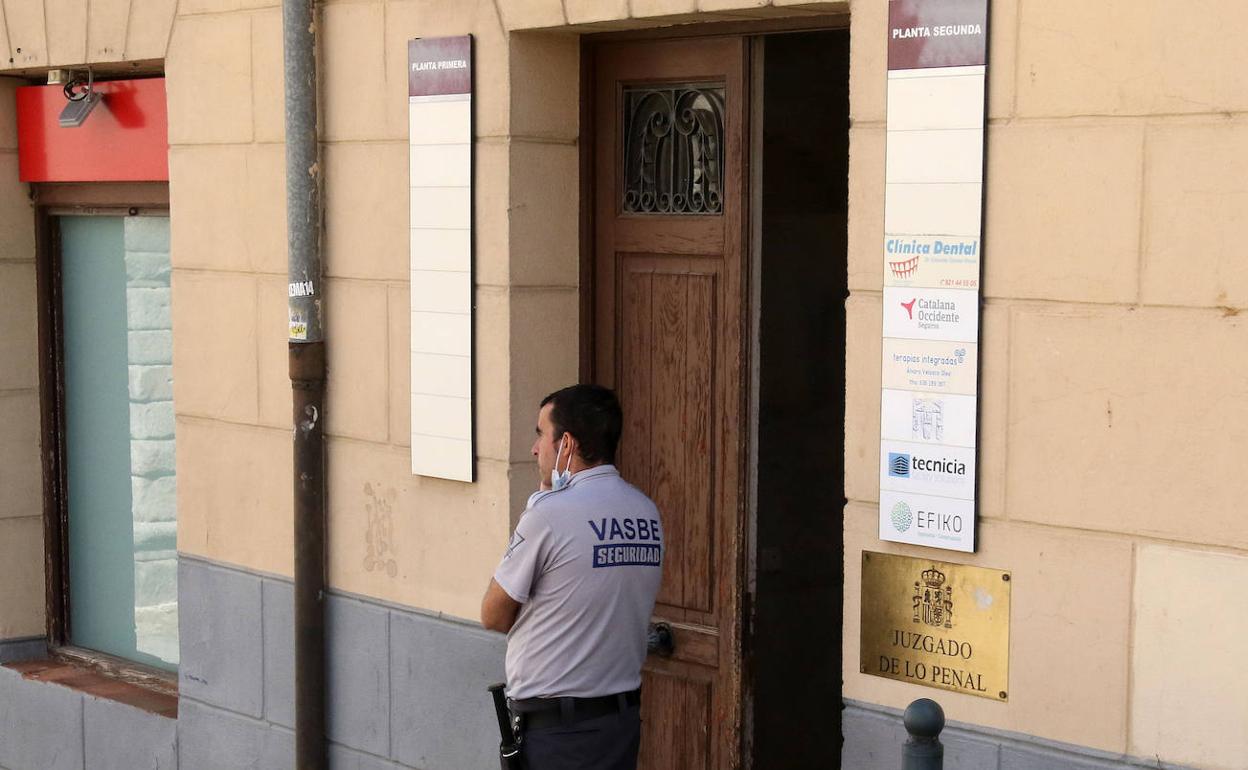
(488, 683, 523, 770)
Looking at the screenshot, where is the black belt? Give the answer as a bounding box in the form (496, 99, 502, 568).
(509, 689, 640, 731)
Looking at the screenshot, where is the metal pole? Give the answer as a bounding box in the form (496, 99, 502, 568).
(902, 698, 944, 770)
(283, 0, 325, 765)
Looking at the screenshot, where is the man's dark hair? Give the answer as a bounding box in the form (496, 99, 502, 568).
(541, 384, 623, 465)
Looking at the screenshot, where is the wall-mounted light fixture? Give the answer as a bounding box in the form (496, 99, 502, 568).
(58, 69, 101, 128)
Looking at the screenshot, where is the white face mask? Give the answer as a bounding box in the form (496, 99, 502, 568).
(550, 434, 573, 492)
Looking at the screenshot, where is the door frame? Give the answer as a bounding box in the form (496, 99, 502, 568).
(578, 13, 849, 385)
(33, 181, 176, 692)
(578, 15, 848, 767)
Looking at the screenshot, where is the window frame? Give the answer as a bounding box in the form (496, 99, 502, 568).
(34, 182, 177, 692)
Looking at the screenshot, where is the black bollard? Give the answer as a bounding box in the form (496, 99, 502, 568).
(902, 698, 944, 770)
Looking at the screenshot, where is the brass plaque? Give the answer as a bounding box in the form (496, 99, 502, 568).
(860, 551, 1010, 701)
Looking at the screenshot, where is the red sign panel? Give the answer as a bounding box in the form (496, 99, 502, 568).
(17, 78, 169, 182)
(408, 36, 472, 98)
(888, 0, 988, 70)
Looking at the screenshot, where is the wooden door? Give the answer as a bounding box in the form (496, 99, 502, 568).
(592, 36, 748, 770)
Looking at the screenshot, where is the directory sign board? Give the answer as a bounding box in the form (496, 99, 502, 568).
(879, 1, 988, 552)
(409, 35, 474, 482)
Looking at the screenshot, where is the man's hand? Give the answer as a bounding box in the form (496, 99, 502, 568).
(480, 578, 522, 633)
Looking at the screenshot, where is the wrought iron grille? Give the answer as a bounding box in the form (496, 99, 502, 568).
(621, 84, 725, 215)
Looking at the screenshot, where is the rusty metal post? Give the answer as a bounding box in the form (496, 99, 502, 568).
(902, 698, 944, 770)
(283, 0, 325, 764)
(290, 344, 325, 769)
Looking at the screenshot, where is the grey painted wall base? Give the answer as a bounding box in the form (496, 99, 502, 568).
(0, 554, 506, 770)
(177, 554, 506, 770)
(0, 663, 178, 770)
(2, 557, 1210, 770)
(0, 637, 47, 664)
(842, 700, 1193, 770)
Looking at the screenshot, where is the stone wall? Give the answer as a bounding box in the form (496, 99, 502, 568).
(0, 0, 1244, 768)
(125, 216, 178, 666)
(0, 664, 177, 770)
(162, 0, 520, 620)
(841, 2, 1248, 768)
(0, 76, 43, 643)
(175, 555, 504, 769)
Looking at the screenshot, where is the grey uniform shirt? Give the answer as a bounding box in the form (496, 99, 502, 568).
(493, 464, 663, 700)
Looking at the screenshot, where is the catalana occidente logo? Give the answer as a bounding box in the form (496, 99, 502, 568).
(891, 501, 913, 532)
(882, 287, 978, 343)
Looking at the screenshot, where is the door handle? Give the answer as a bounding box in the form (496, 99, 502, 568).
(647, 622, 675, 658)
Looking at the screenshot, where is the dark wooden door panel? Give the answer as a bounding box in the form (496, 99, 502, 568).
(593, 35, 747, 770)
(640, 668, 713, 770)
(617, 259, 718, 615)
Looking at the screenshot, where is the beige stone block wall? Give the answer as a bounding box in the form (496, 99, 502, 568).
(4, 2, 49, 68)
(0, 517, 45, 638)
(1006, 306, 1248, 547)
(175, 418, 293, 576)
(166, 14, 253, 144)
(497, 0, 846, 31)
(256, 275, 291, 428)
(845, 0, 1248, 761)
(1015, 0, 1248, 119)
(386, 284, 412, 446)
(86, 0, 131, 62)
(125, 0, 179, 62)
(0, 0, 858, 639)
(0, 261, 37, 391)
(509, 34, 579, 142)
(323, 279, 390, 444)
(159, 0, 533, 621)
(846, 126, 883, 292)
(982, 123, 1144, 303)
(508, 140, 579, 286)
(0, 389, 40, 523)
(843, 293, 880, 505)
(325, 439, 511, 621)
(381, 0, 512, 140)
(1142, 121, 1248, 309)
(1132, 545, 1248, 770)
(171, 271, 260, 424)
(323, 142, 409, 281)
(0, 77, 42, 639)
(565, 0, 630, 26)
(843, 506, 1134, 751)
(46, 0, 88, 66)
(508, 287, 581, 462)
(4, 0, 177, 68)
(474, 141, 511, 287)
(321, 2, 389, 143)
(7, 1, 1242, 762)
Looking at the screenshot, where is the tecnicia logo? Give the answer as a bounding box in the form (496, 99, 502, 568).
(888, 452, 911, 478)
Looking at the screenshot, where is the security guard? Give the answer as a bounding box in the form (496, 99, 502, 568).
(481, 384, 663, 770)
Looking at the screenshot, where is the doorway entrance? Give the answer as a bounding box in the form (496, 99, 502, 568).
(586, 26, 848, 769)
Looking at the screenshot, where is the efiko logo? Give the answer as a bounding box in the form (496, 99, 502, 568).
(891, 501, 913, 533)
